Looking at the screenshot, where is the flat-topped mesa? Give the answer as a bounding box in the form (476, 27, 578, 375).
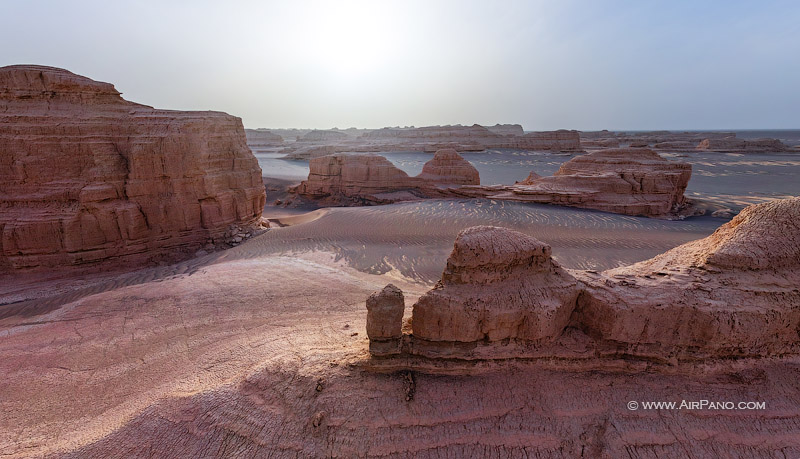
(484, 123, 524, 136)
(575, 197, 800, 360)
(416, 149, 480, 185)
(697, 137, 788, 152)
(299, 129, 350, 142)
(505, 148, 692, 217)
(0, 65, 266, 270)
(244, 129, 283, 147)
(292, 150, 481, 205)
(407, 227, 581, 358)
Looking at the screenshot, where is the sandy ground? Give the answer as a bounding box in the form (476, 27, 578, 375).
(2, 204, 800, 457)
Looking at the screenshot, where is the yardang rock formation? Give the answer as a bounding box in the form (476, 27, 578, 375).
(367, 197, 800, 362)
(0, 65, 266, 270)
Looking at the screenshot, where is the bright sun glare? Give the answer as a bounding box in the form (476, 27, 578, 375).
(301, 2, 398, 78)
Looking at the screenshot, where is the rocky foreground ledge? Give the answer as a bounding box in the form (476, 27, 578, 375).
(366, 197, 800, 363)
(0, 65, 266, 271)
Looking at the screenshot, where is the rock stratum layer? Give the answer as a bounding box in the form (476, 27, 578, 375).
(493, 148, 693, 217)
(368, 197, 800, 361)
(278, 124, 583, 157)
(0, 65, 266, 270)
(292, 149, 479, 205)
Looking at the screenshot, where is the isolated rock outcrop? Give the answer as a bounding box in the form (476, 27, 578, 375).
(0, 65, 266, 270)
(365, 284, 405, 356)
(502, 148, 692, 217)
(292, 150, 481, 204)
(416, 149, 480, 185)
(410, 226, 580, 356)
(575, 197, 800, 360)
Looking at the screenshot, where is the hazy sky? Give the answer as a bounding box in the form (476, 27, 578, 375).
(2, 0, 799, 130)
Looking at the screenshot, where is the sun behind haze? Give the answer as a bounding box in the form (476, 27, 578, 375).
(2, 0, 799, 130)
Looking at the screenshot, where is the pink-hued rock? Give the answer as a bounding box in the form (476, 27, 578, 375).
(574, 197, 800, 360)
(411, 226, 580, 344)
(366, 284, 405, 356)
(292, 150, 480, 204)
(416, 149, 480, 185)
(503, 148, 692, 217)
(366, 284, 405, 340)
(0, 65, 266, 270)
(697, 137, 788, 152)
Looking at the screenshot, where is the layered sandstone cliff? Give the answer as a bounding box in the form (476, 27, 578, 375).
(367, 198, 800, 361)
(500, 148, 692, 217)
(411, 226, 580, 357)
(697, 137, 788, 152)
(0, 65, 266, 270)
(416, 149, 480, 185)
(292, 150, 480, 204)
(575, 197, 800, 360)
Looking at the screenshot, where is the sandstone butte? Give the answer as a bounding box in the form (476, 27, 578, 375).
(291, 149, 480, 205)
(292, 148, 694, 218)
(367, 197, 800, 362)
(0, 65, 266, 271)
(494, 148, 693, 217)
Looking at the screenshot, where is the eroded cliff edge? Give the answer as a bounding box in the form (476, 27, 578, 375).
(0, 65, 266, 270)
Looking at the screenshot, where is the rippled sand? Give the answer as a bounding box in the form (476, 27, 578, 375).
(253, 199, 721, 283)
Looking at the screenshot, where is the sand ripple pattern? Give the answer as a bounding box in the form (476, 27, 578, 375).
(221, 199, 721, 283)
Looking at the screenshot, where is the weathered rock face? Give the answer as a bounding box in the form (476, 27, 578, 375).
(299, 129, 350, 141)
(575, 197, 800, 360)
(244, 128, 283, 147)
(411, 226, 580, 349)
(512, 129, 582, 151)
(367, 199, 800, 362)
(503, 148, 692, 217)
(0, 65, 266, 270)
(365, 284, 405, 356)
(697, 137, 788, 152)
(292, 150, 480, 204)
(416, 149, 480, 185)
(292, 154, 420, 204)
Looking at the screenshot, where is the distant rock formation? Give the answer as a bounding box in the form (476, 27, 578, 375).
(498, 148, 692, 217)
(244, 129, 283, 147)
(276, 124, 583, 155)
(299, 129, 350, 142)
(292, 150, 480, 205)
(0, 65, 266, 270)
(484, 123, 524, 136)
(367, 198, 800, 361)
(279, 144, 337, 160)
(416, 149, 480, 185)
(697, 137, 788, 152)
(292, 148, 695, 218)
